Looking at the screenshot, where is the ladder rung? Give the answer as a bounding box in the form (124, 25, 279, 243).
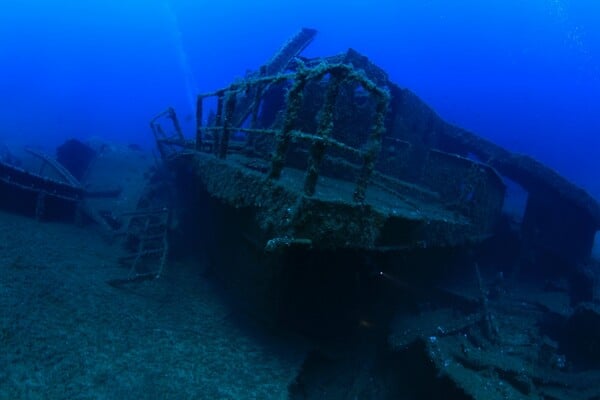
(140, 244, 165, 253)
(140, 247, 165, 254)
(141, 233, 166, 241)
(120, 248, 164, 259)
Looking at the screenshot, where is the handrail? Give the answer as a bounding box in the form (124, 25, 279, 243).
(162, 62, 390, 204)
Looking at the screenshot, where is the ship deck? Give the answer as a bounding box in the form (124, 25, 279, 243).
(171, 150, 481, 252)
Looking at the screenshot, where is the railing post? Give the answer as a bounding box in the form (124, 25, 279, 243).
(269, 70, 308, 179)
(353, 90, 388, 203)
(195, 95, 203, 151)
(219, 91, 237, 159)
(303, 73, 341, 196)
(213, 95, 224, 156)
(168, 107, 184, 142)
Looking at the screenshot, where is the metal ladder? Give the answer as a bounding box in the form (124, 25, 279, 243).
(108, 208, 169, 286)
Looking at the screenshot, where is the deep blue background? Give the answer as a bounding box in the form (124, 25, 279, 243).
(1, 0, 598, 197)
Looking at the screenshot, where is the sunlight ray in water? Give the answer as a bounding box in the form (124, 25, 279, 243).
(163, 0, 198, 116)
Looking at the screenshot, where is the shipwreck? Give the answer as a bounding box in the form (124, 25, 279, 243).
(144, 28, 600, 399)
(1, 27, 599, 399)
(149, 27, 599, 325)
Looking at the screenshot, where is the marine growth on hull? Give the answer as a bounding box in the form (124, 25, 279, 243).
(146, 28, 600, 399)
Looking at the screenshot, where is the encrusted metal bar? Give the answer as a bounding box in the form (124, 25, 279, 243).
(154, 124, 168, 158)
(269, 68, 309, 179)
(195, 95, 204, 151)
(353, 86, 389, 203)
(25, 148, 82, 188)
(219, 91, 237, 159)
(303, 73, 342, 196)
(167, 107, 184, 141)
(197, 73, 295, 99)
(268, 63, 389, 188)
(213, 95, 224, 156)
(250, 84, 262, 127)
(264, 28, 317, 75)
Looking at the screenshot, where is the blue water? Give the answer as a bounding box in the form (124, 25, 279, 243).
(3, 2, 600, 397)
(1, 0, 598, 197)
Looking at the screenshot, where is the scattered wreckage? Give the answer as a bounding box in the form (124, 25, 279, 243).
(2, 27, 600, 399)
(0, 139, 168, 283)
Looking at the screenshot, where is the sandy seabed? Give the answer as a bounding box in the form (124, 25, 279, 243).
(0, 211, 305, 400)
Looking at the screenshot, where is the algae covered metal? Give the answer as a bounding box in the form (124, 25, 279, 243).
(152, 29, 509, 255)
(150, 28, 600, 332)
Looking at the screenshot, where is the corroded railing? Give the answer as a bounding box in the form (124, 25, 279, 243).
(196, 63, 390, 203)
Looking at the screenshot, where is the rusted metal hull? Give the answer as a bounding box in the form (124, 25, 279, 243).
(151, 28, 600, 334)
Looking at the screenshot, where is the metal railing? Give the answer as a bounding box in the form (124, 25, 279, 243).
(195, 63, 390, 203)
